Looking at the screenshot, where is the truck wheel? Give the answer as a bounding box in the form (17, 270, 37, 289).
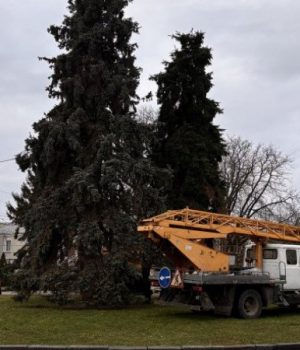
(238, 289, 262, 319)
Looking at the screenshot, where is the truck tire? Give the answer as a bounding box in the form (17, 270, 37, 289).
(237, 289, 262, 319)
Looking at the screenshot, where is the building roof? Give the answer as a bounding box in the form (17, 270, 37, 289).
(0, 223, 19, 235)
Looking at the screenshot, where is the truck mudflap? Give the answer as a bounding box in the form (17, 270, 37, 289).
(196, 292, 214, 311)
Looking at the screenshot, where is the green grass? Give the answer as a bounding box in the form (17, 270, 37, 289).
(1, 296, 300, 346)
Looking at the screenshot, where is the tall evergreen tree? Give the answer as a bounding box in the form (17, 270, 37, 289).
(152, 31, 226, 211)
(8, 0, 165, 306)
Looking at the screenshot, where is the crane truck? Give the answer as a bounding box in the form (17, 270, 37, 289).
(138, 208, 300, 318)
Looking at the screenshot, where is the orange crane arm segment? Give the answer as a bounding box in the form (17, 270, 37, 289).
(138, 208, 300, 272)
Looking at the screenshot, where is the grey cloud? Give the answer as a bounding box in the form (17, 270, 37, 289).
(1, 0, 300, 218)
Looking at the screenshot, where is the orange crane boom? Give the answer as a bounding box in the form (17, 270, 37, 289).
(138, 208, 300, 272)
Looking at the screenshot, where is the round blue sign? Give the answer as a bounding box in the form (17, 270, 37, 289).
(158, 267, 171, 289)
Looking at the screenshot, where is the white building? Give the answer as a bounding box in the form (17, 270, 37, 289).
(0, 223, 24, 263)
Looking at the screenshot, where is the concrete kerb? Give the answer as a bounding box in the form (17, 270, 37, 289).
(182, 346, 227, 350)
(110, 347, 147, 350)
(221, 346, 255, 350)
(28, 347, 69, 350)
(0, 347, 28, 350)
(275, 344, 300, 350)
(69, 347, 109, 350)
(182, 346, 226, 350)
(148, 347, 181, 350)
(0, 345, 299, 350)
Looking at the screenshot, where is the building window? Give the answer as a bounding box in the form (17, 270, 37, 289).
(5, 240, 11, 252)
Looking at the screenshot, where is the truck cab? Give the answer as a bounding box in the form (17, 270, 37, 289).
(244, 243, 300, 290)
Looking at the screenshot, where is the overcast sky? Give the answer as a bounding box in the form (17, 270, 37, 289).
(1, 0, 300, 220)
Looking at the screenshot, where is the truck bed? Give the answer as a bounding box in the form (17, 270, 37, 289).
(151, 268, 284, 286)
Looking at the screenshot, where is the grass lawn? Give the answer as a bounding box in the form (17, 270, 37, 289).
(1, 296, 300, 346)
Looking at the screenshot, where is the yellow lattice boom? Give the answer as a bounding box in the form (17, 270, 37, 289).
(138, 208, 300, 272)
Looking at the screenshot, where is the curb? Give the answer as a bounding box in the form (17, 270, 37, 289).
(1, 345, 300, 350)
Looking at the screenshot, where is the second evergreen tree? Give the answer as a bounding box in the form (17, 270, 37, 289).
(152, 32, 226, 211)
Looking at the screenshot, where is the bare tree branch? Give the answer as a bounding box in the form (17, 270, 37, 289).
(221, 136, 299, 223)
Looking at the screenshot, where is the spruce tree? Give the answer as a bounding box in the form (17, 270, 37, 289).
(8, 0, 165, 306)
(152, 32, 226, 211)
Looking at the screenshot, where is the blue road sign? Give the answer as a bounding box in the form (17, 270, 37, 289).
(158, 267, 171, 289)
